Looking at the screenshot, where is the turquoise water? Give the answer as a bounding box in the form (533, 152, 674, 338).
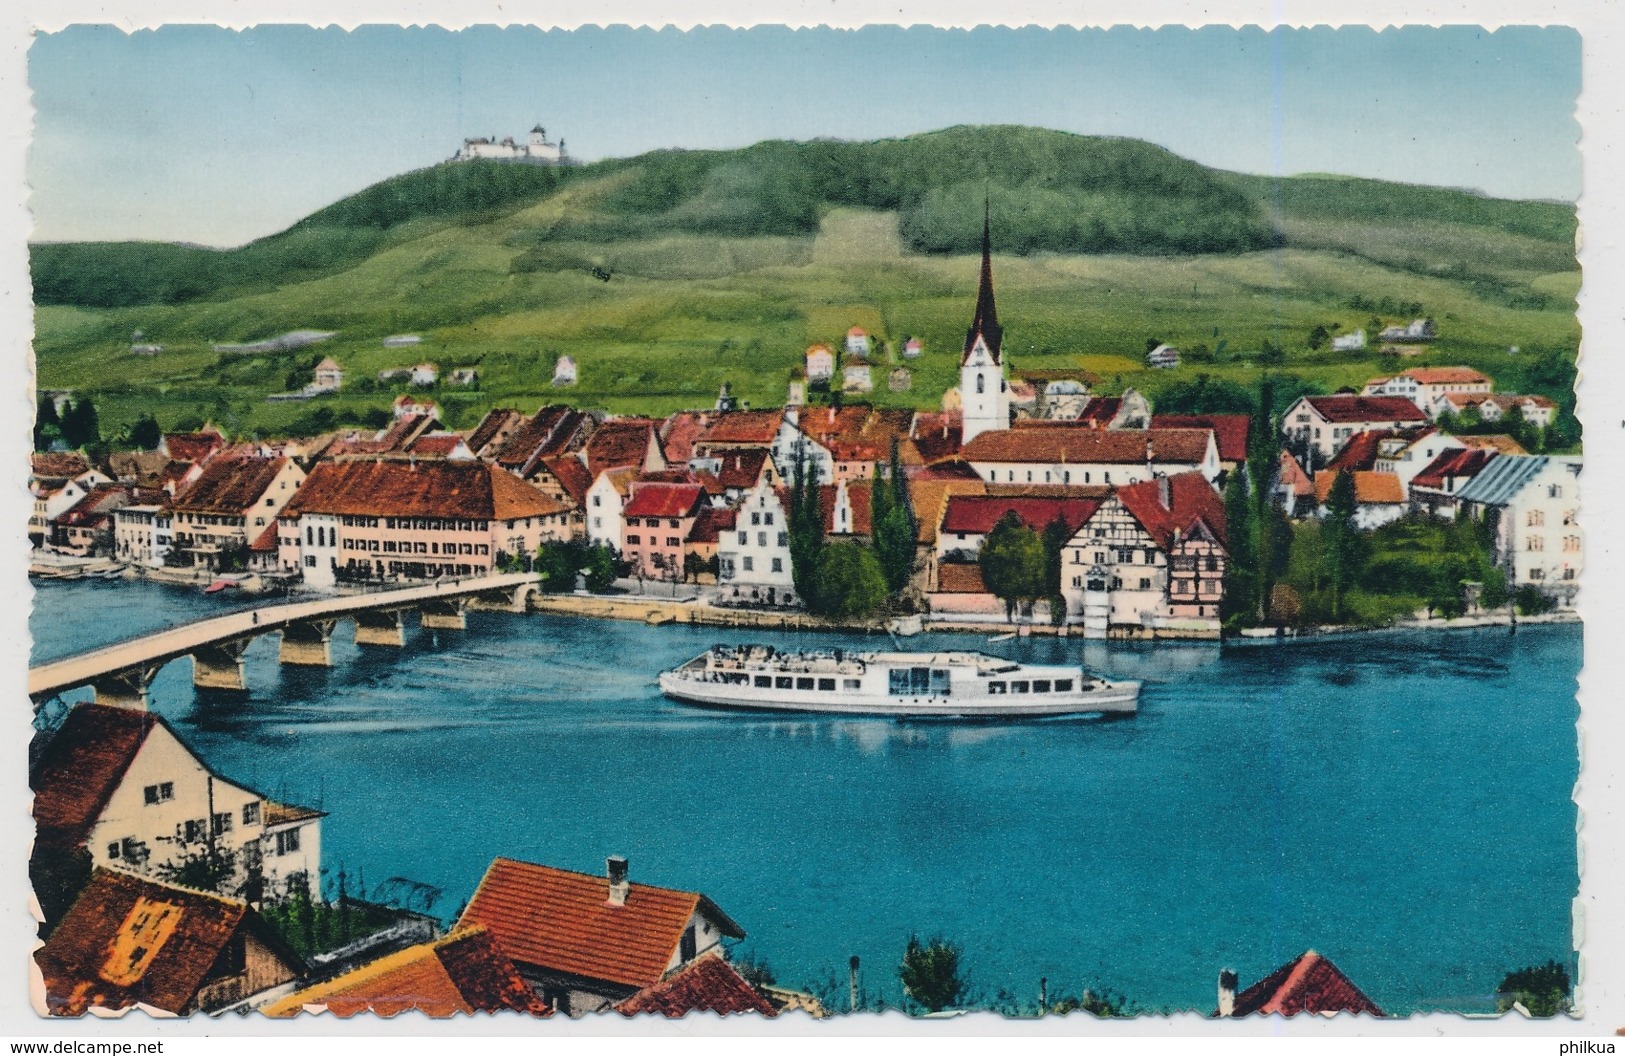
(30, 579, 1579, 1014)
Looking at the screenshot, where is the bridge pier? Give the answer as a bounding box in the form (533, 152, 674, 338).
(353, 608, 407, 648)
(420, 598, 469, 631)
(92, 666, 160, 710)
(280, 619, 338, 667)
(192, 640, 251, 692)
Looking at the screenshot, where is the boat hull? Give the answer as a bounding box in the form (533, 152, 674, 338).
(657, 672, 1139, 719)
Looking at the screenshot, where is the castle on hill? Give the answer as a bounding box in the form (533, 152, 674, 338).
(454, 124, 574, 165)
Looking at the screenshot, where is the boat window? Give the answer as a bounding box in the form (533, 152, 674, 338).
(797, 677, 815, 690)
(930, 669, 950, 694)
(1054, 679, 1073, 692)
(754, 675, 772, 688)
(818, 678, 836, 691)
(1033, 680, 1052, 693)
(842, 679, 862, 691)
(1012, 681, 1030, 694)
(988, 681, 1007, 694)
(776, 677, 794, 689)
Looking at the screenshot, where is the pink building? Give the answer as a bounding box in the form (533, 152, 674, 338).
(620, 482, 706, 579)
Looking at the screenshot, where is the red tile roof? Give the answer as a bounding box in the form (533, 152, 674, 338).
(377, 413, 438, 452)
(56, 484, 129, 527)
(687, 506, 738, 545)
(286, 461, 566, 521)
(941, 495, 1102, 537)
(496, 406, 590, 470)
(711, 448, 773, 490)
(406, 433, 466, 457)
(31, 452, 90, 482)
(660, 411, 719, 465)
(1410, 448, 1498, 490)
(1151, 414, 1251, 463)
(457, 857, 744, 991)
(1326, 430, 1400, 473)
(623, 482, 706, 520)
(1076, 397, 1121, 426)
(249, 524, 280, 552)
(820, 482, 874, 536)
(911, 412, 964, 465)
(962, 427, 1212, 467)
(168, 456, 289, 515)
(466, 408, 525, 457)
(617, 955, 777, 1018)
(36, 868, 301, 1016)
(1226, 951, 1385, 1017)
(584, 419, 662, 479)
(31, 705, 159, 848)
(699, 410, 786, 447)
(1314, 469, 1405, 506)
(264, 927, 548, 1018)
(1457, 434, 1527, 455)
(1115, 472, 1228, 549)
(539, 455, 595, 506)
(935, 562, 987, 594)
(1304, 395, 1428, 424)
(1398, 367, 1490, 385)
(1278, 451, 1314, 498)
(162, 432, 226, 463)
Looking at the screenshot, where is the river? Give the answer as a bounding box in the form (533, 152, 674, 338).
(29, 577, 1579, 1015)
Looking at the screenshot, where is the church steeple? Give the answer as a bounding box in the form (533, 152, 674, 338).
(963, 197, 1003, 364)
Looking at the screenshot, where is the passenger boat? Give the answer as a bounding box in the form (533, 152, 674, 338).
(658, 644, 1139, 719)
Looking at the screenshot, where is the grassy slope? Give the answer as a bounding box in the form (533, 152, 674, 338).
(32, 128, 1579, 437)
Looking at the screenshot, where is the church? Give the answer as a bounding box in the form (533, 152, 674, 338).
(960, 203, 1011, 445)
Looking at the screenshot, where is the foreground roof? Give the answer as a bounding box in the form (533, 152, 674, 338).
(1225, 951, 1385, 1018)
(1303, 395, 1428, 424)
(31, 704, 159, 848)
(941, 495, 1102, 537)
(617, 955, 776, 1018)
(37, 868, 301, 1016)
(263, 927, 548, 1018)
(1453, 454, 1558, 506)
(286, 460, 565, 521)
(1116, 471, 1229, 549)
(1411, 448, 1498, 490)
(623, 482, 705, 520)
(1314, 469, 1405, 506)
(457, 857, 744, 991)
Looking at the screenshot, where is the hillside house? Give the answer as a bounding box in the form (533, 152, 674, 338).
(1146, 344, 1180, 369)
(804, 344, 835, 382)
(845, 327, 870, 357)
(277, 460, 568, 588)
(842, 363, 873, 394)
(902, 337, 923, 359)
(456, 856, 746, 1016)
(312, 357, 344, 391)
(392, 394, 440, 421)
(1378, 319, 1437, 342)
(889, 367, 913, 392)
(1432, 392, 1557, 429)
(1313, 470, 1407, 530)
(1280, 395, 1428, 465)
(1331, 329, 1366, 352)
(36, 869, 306, 1016)
(411, 363, 439, 387)
(31, 703, 324, 917)
(1363, 366, 1491, 412)
(552, 355, 577, 386)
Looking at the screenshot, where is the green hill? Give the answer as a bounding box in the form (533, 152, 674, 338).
(30, 125, 1579, 440)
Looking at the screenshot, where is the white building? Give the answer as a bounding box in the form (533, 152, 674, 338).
(112, 505, 170, 568)
(716, 481, 797, 605)
(842, 363, 873, 393)
(1363, 367, 1493, 413)
(585, 467, 636, 551)
(411, 363, 439, 387)
(313, 357, 344, 391)
(902, 337, 923, 359)
(960, 215, 1009, 445)
(773, 407, 834, 486)
(456, 125, 568, 164)
(962, 426, 1222, 488)
(1146, 344, 1180, 369)
(1371, 430, 1466, 498)
(1432, 392, 1557, 429)
(1331, 329, 1366, 352)
(804, 344, 835, 382)
(1455, 455, 1581, 603)
(32, 703, 323, 902)
(1281, 395, 1429, 465)
(553, 355, 578, 387)
(845, 327, 870, 357)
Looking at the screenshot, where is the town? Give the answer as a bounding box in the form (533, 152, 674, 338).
(27, 213, 1581, 1020)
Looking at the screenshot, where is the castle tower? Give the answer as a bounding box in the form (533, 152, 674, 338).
(960, 201, 1009, 445)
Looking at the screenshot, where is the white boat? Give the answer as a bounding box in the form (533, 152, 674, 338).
(658, 644, 1139, 719)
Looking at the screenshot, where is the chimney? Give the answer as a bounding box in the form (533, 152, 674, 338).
(1217, 969, 1238, 1017)
(606, 855, 630, 907)
(1159, 473, 1171, 509)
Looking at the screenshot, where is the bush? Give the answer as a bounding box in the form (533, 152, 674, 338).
(899, 934, 966, 1013)
(1496, 960, 1571, 1017)
(1513, 583, 1556, 616)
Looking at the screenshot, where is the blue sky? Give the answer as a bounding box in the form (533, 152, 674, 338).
(28, 24, 1580, 247)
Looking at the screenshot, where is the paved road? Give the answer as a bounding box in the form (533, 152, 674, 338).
(28, 573, 541, 700)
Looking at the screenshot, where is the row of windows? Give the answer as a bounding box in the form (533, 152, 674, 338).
(736, 531, 789, 548)
(987, 679, 1074, 694)
(989, 468, 1118, 485)
(749, 511, 776, 526)
(380, 517, 491, 531)
(629, 518, 684, 529)
(719, 556, 784, 575)
(1072, 575, 1153, 591)
(341, 538, 489, 556)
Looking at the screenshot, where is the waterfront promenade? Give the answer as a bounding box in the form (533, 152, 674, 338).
(28, 572, 541, 706)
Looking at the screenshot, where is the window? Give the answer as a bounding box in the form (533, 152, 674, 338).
(1549, 484, 1564, 499)
(1054, 679, 1074, 692)
(626, 534, 641, 545)
(777, 532, 788, 547)
(275, 828, 301, 856)
(776, 677, 793, 689)
(1117, 549, 1135, 563)
(666, 537, 680, 547)
(771, 558, 783, 573)
(1564, 536, 1581, 553)
(1139, 578, 1151, 590)
(1527, 509, 1545, 528)
(1011, 681, 1030, 694)
(988, 681, 1007, 694)
(1527, 535, 1544, 552)
(1205, 556, 1219, 572)
(758, 532, 768, 547)
(143, 783, 174, 806)
(843, 678, 862, 690)
(764, 513, 775, 526)
(976, 374, 985, 394)
(304, 555, 316, 568)
(243, 802, 260, 826)
(1529, 568, 1546, 581)
(754, 675, 772, 688)
(107, 841, 121, 860)
(1072, 576, 1082, 588)
(212, 811, 233, 835)
(1094, 551, 1105, 563)
(182, 818, 207, 843)
(818, 678, 836, 691)
(797, 677, 815, 690)
(743, 556, 754, 572)
(751, 512, 761, 526)
(738, 531, 748, 546)
(1033, 680, 1052, 693)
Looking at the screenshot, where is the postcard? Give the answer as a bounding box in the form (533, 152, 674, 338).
(11, 14, 1617, 1036)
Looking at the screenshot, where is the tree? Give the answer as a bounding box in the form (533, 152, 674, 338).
(535, 539, 577, 592)
(128, 413, 162, 451)
(60, 397, 100, 450)
(899, 934, 966, 1013)
(870, 450, 917, 595)
(1322, 470, 1365, 620)
(1221, 469, 1258, 626)
(682, 551, 709, 583)
(810, 541, 887, 619)
(34, 397, 61, 451)
(979, 512, 1046, 622)
(1480, 566, 1510, 611)
(1041, 517, 1070, 599)
(787, 451, 826, 600)
(1496, 960, 1571, 1017)
(1307, 324, 1330, 351)
(1513, 583, 1556, 616)
(582, 544, 619, 593)
(156, 845, 239, 896)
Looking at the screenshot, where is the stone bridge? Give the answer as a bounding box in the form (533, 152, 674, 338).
(29, 573, 542, 709)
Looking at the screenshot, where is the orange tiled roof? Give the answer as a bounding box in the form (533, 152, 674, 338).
(1116, 471, 1228, 549)
(539, 455, 595, 506)
(264, 927, 548, 1018)
(698, 410, 786, 447)
(31, 452, 90, 482)
(623, 482, 705, 520)
(1314, 469, 1405, 506)
(962, 427, 1211, 467)
(1303, 395, 1428, 424)
(617, 954, 776, 1018)
(935, 562, 987, 594)
(466, 408, 525, 456)
(584, 419, 662, 478)
(286, 460, 565, 521)
(1151, 414, 1251, 463)
(1457, 434, 1528, 455)
(31, 705, 159, 847)
(941, 495, 1102, 537)
(1399, 366, 1490, 385)
(1226, 951, 1385, 1018)
(456, 857, 744, 991)
(162, 432, 226, 463)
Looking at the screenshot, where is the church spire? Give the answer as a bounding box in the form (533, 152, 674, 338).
(964, 196, 1003, 363)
